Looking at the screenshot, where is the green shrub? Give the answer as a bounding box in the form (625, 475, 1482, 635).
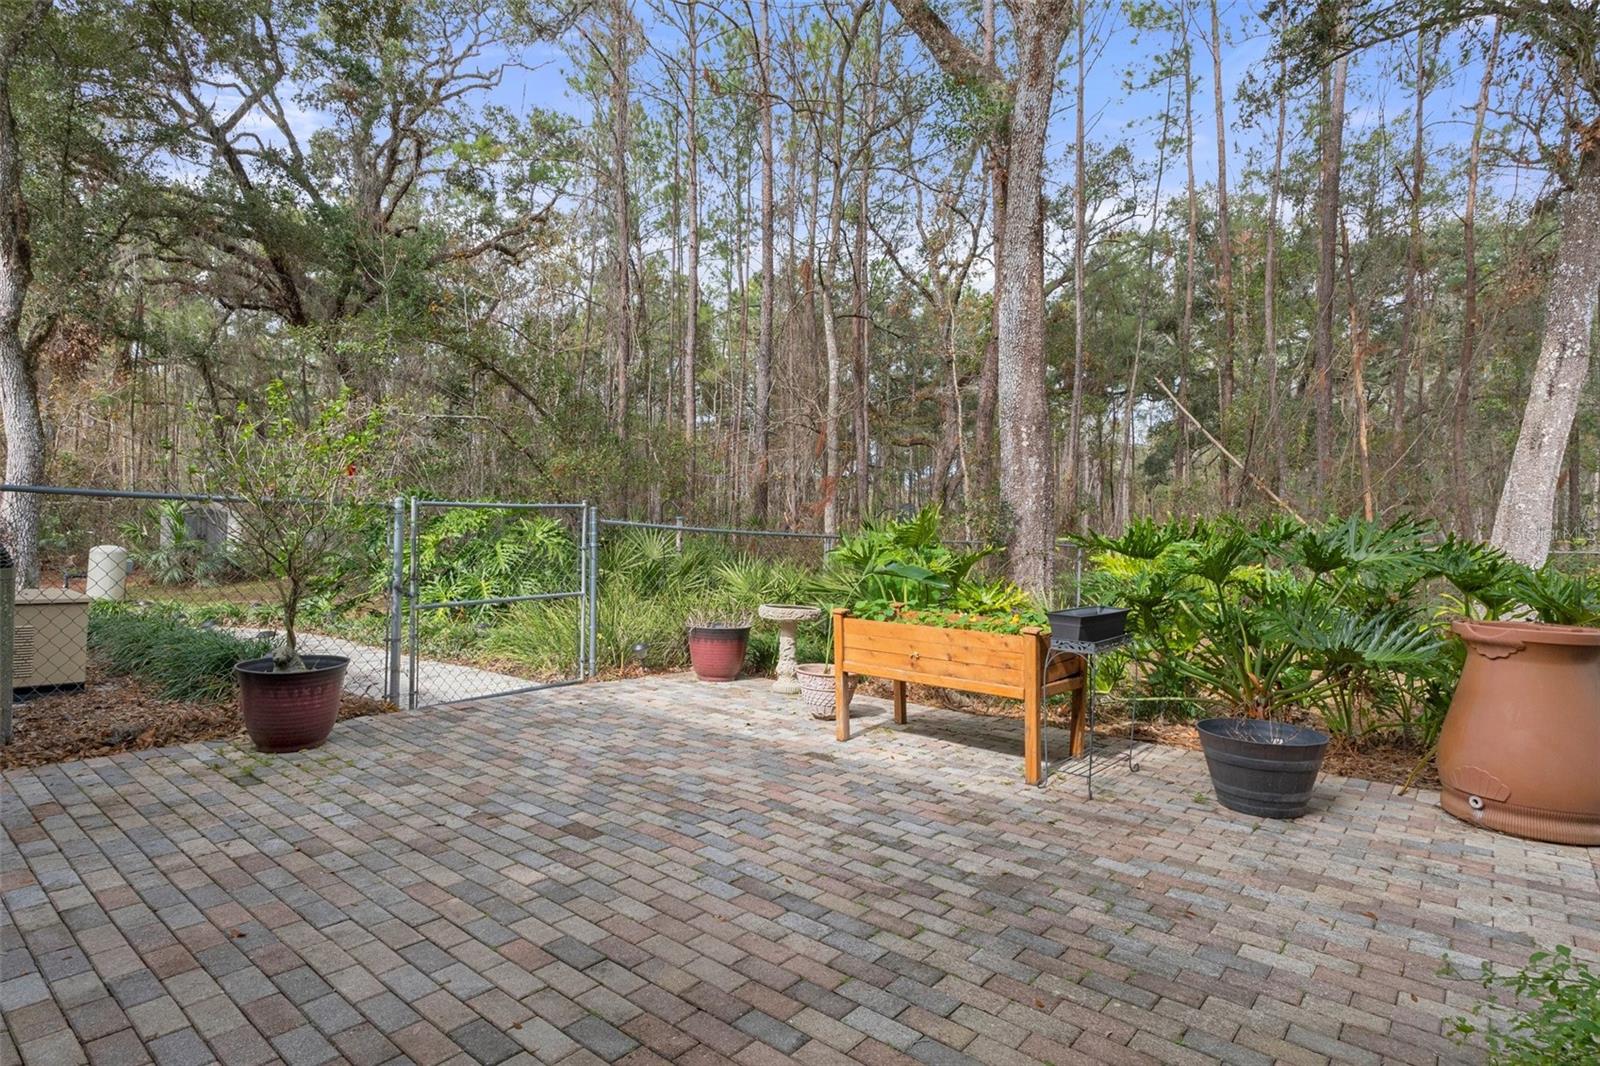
(1075, 515, 1457, 741)
(89, 604, 270, 701)
(409, 507, 577, 612)
(811, 505, 1039, 631)
(1451, 946, 1600, 1064)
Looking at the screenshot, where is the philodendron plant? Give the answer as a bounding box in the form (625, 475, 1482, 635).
(194, 381, 388, 671)
(1140, 521, 1442, 735)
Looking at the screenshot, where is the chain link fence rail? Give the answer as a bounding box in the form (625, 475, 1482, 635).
(402, 498, 594, 710)
(0, 485, 396, 746)
(1, 483, 1091, 745)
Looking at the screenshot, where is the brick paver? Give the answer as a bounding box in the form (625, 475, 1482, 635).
(4, 675, 1597, 1065)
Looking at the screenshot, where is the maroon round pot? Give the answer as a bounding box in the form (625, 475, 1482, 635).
(235, 655, 348, 753)
(687, 625, 750, 682)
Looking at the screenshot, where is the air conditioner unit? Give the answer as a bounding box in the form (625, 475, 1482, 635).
(12, 588, 90, 691)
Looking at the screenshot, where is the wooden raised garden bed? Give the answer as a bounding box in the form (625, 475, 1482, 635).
(831, 608, 1087, 785)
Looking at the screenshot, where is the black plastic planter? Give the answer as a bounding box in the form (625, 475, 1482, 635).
(1047, 606, 1129, 645)
(1196, 718, 1329, 819)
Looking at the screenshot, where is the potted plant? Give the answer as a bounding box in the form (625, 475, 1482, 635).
(796, 662, 854, 719)
(195, 382, 387, 752)
(1156, 525, 1440, 818)
(686, 599, 754, 682)
(1436, 554, 1600, 845)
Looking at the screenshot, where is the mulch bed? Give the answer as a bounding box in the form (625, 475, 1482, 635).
(2, 664, 395, 771)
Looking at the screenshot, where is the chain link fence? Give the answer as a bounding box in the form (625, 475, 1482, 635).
(0, 486, 395, 722)
(402, 499, 593, 709)
(0, 486, 601, 747)
(1, 484, 1087, 749)
(1548, 547, 1600, 578)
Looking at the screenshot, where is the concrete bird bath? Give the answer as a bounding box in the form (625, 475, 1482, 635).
(758, 604, 821, 694)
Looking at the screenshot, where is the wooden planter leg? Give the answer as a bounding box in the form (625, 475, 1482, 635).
(892, 681, 907, 724)
(1024, 638, 1043, 785)
(835, 672, 851, 741)
(834, 610, 850, 741)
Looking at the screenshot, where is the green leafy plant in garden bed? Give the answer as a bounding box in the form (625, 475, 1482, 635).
(1075, 516, 1456, 741)
(89, 603, 271, 701)
(812, 505, 1041, 632)
(408, 507, 576, 612)
(1074, 515, 1600, 743)
(1450, 946, 1600, 1064)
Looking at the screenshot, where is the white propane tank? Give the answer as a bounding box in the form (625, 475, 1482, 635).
(87, 545, 129, 600)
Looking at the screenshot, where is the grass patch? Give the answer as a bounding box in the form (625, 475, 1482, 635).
(89, 604, 271, 701)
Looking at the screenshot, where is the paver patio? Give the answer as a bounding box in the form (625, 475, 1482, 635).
(3, 676, 1597, 1066)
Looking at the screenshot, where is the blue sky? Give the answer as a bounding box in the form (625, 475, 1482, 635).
(478, 0, 1519, 211)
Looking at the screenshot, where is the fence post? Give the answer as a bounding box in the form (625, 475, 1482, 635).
(675, 515, 684, 552)
(386, 497, 404, 705)
(577, 499, 590, 679)
(407, 497, 420, 711)
(588, 504, 600, 677)
(1, 545, 12, 745)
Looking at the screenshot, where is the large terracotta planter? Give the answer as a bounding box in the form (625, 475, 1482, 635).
(1438, 619, 1600, 846)
(236, 655, 348, 753)
(687, 625, 749, 682)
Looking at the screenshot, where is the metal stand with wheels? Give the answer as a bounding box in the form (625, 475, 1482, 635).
(1042, 633, 1132, 798)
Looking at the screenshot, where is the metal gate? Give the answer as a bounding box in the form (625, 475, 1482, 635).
(398, 497, 596, 709)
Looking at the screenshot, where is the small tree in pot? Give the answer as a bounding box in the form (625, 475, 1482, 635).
(194, 381, 387, 752)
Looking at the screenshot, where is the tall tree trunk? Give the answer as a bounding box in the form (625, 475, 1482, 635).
(1065, 12, 1087, 529)
(1394, 27, 1427, 458)
(1117, 54, 1175, 532)
(889, 0, 1073, 594)
(1178, 16, 1196, 487)
(1454, 22, 1498, 535)
(994, 23, 1067, 593)
(817, 7, 861, 538)
(682, 0, 699, 453)
(0, 0, 52, 588)
(1314, 53, 1347, 497)
(1490, 132, 1600, 565)
(1263, 19, 1288, 496)
(931, 317, 960, 507)
(820, 277, 842, 534)
(1342, 223, 1374, 521)
(751, 0, 775, 523)
(608, 0, 633, 436)
(1207, 0, 1233, 505)
(973, 0, 1001, 505)
(851, 9, 881, 522)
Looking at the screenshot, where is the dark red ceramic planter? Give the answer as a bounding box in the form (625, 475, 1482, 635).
(687, 626, 750, 682)
(235, 655, 348, 753)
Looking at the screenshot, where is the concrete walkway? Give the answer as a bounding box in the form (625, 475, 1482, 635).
(4, 676, 1596, 1066)
(232, 629, 561, 708)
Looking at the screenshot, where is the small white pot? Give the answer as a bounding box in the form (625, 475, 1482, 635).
(796, 663, 854, 720)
